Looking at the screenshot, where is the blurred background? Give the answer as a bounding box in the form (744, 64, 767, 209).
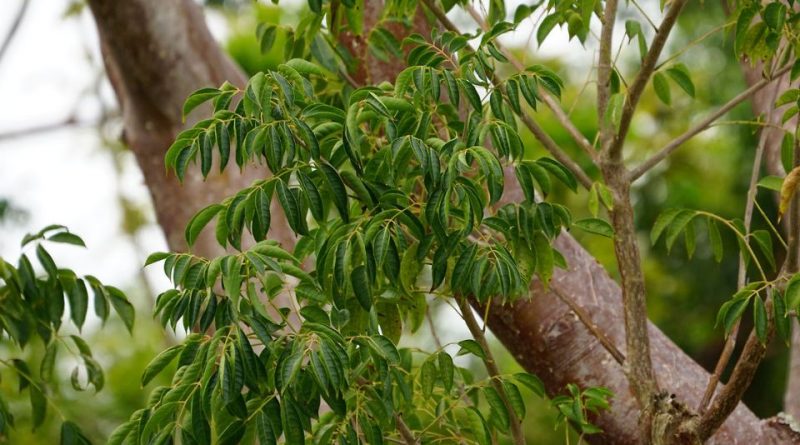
(0, 0, 785, 443)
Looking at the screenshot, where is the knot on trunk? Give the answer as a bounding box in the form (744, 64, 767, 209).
(650, 392, 701, 445)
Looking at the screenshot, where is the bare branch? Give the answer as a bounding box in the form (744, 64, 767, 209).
(0, 118, 96, 142)
(0, 0, 29, 66)
(606, 0, 688, 160)
(395, 414, 419, 445)
(630, 63, 793, 181)
(696, 297, 774, 441)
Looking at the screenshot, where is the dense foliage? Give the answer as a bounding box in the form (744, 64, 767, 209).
(0, 226, 135, 442)
(109, 2, 618, 443)
(8, 0, 800, 443)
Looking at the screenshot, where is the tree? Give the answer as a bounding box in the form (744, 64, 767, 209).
(4, 0, 800, 443)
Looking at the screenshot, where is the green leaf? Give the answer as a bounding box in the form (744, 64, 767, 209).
(720, 297, 750, 336)
(47, 232, 86, 247)
(465, 407, 490, 445)
(352, 265, 372, 310)
(707, 218, 723, 262)
(144, 252, 170, 267)
(185, 204, 223, 247)
(183, 87, 220, 120)
(41, 342, 58, 382)
(36, 245, 58, 278)
(218, 420, 246, 445)
(484, 386, 510, 429)
(438, 352, 454, 392)
(751, 230, 775, 270)
(60, 420, 91, 445)
(107, 287, 135, 333)
(651, 209, 683, 245)
(774, 291, 790, 346)
(537, 158, 578, 192)
(285, 58, 328, 77)
(501, 384, 525, 425)
(785, 274, 800, 310)
(320, 162, 349, 222)
(533, 232, 554, 287)
(763, 2, 786, 30)
(572, 218, 614, 238)
(30, 384, 46, 429)
(537, 13, 559, 46)
(281, 398, 305, 445)
(419, 358, 437, 397)
(664, 210, 695, 252)
(67, 279, 89, 330)
(757, 175, 783, 192)
(604, 93, 624, 129)
(753, 296, 767, 344)
(514, 372, 545, 397)
(141, 345, 183, 387)
(370, 335, 400, 365)
(652, 72, 671, 105)
(665, 64, 695, 98)
(457, 339, 486, 360)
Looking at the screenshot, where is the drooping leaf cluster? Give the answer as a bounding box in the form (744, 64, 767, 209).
(0, 226, 135, 444)
(113, 0, 617, 443)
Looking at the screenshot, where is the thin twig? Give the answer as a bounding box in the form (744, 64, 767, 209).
(696, 295, 774, 441)
(395, 414, 419, 445)
(426, 305, 444, 350)
(0, 0, 29, 66)
(630, 63, 794, 181)
(596, 0, 619, 151)
(0, 118, 94, 142)
(606, 0, 688, 160)
(457, 297, 526, 445)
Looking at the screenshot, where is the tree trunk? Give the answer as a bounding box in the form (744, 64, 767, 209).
(86, 1, 800, 443)
(87, 0, 294, 257)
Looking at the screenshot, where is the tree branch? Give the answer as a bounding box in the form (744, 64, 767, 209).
(456, 297, 526, 445)
(606, 0, 688, 160)
(395, 414, 419, 445)
(699, 59, 782, 413)
(629, 63, 794, 181)
(0, 118, 94, 142)
(696, 297, 774, 441)
(597, 0, 619, 151)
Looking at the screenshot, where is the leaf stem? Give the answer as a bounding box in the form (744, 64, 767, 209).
(456, 296, 526, 445)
